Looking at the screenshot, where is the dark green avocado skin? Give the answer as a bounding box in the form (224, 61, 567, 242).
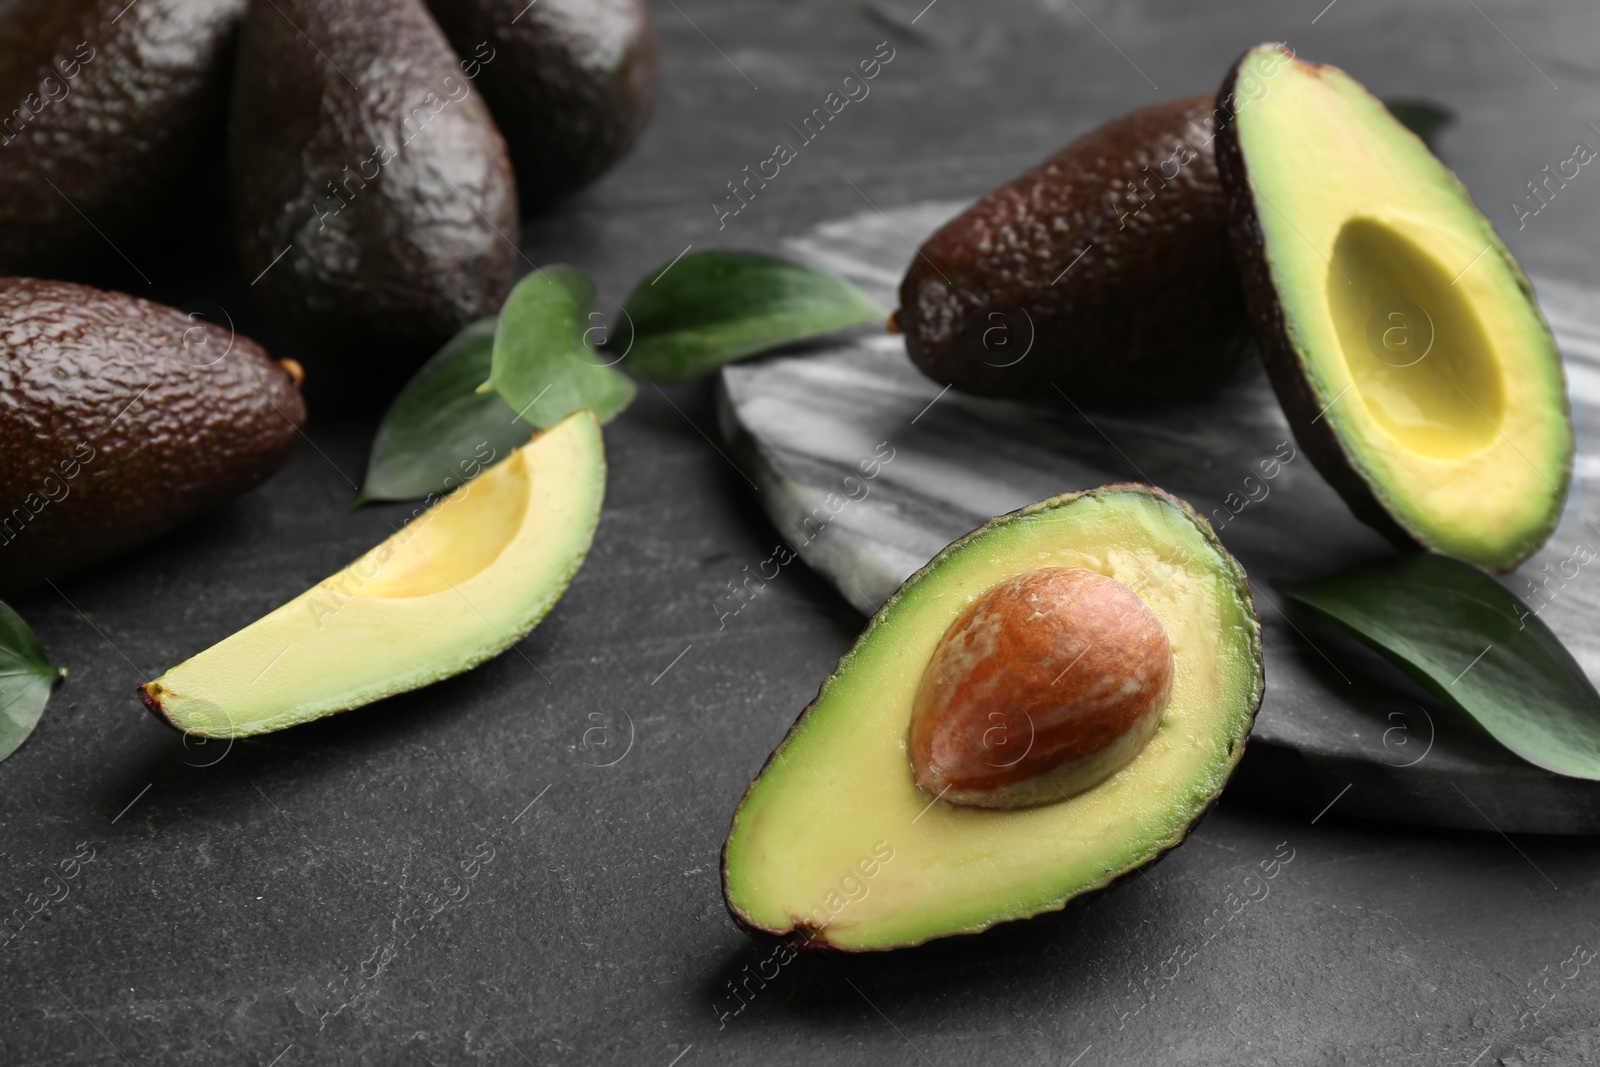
(425, 0, 656, 206)
(0, 278, 305, 592)
(898, 95, 1252, 407)
(0, 0, 244, 275)
(228, 0, 519, 382)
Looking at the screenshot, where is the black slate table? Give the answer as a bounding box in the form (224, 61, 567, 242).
(5, 1, 1600, 1064)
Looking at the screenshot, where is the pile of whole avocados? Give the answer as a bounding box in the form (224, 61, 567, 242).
(0, 0, 655, 590)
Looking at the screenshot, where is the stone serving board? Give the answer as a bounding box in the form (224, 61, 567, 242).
(717, 201, 1600, 835)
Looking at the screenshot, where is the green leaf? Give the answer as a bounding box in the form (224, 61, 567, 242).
(617, 251, 887, 382)
(486, 265, 637, 427)
(357, 318, 538, 505)
(1384, 98, 1454, 152)
(1278, 553, 1600, 779)
(0, 600, 63, 764)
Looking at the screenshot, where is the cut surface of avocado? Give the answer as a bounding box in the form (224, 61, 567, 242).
(721, 485, 1263, 951)
(142, 410, 605, 737)
(1218, 44, 1571, 570)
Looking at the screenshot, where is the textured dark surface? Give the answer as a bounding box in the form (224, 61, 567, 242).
(427, 0, 658, 206)
(0, 278, 304, 592)
(228, 0, 519, 382)
(899, 94, 1252, 404)
(0, 0, 245, 274)
(4, 1, 1600, 1064)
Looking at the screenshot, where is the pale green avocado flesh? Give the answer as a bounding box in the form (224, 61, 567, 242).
(141, 410, 606, 738)
(1229, 44, 1571, 569)
(721, 485, 1264, 951)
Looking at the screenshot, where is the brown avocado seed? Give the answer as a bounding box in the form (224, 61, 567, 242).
(909, 567, 1174, 809)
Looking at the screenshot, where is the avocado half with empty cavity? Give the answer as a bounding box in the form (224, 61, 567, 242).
(721, 485, 1263, 951)
(1216, 44, 1572, 570)
(142, 409, 604, 737)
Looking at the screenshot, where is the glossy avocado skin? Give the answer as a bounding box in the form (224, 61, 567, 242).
(228, 0, 519, 382)
(899, 95, 1251, 406)
(425, 0, 657, 206)
(0, 278, 305, 592)
(0, 0, 244, 275)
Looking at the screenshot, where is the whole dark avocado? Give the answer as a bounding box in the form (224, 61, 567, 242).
(0, 0, 245, 275)
(0, 278, 305, 592)
(897, 95, 1251, 406)
(425, 0, 656, 206)
(228, 0, 519, 383)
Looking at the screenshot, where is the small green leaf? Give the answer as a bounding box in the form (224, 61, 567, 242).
(487, 266, 637, 427)
(1384, 98, 1454, 151)
(358, 318, 537, 505)
(0, 600, 63, 764)
(617, 251, 886, 382)
(1278, 553, 1600, 779)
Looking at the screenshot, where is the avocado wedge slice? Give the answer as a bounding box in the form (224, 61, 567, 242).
(721, 485, 1263, 951)
(1216, 44, 1572, 570)
(142, 410, 605, 738)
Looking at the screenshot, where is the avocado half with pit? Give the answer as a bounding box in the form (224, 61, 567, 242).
(1216, 44, 1572, 570)
(142, 409, 605, 737)
(721, 485, 1263, 951)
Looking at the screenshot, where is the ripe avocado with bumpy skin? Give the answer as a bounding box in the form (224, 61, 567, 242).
(897, 95, 1252, 406)
(722, 484, 1263, 951)
(0, 0, 245, 275)
(425, 0, 657, 206)
(0, 278, 305, 592)
(228, 0, 520, 382)
(142, 410, 605, 738)
(1215, 44, 1571, 570)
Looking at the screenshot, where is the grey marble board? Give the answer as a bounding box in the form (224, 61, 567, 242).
(718, 201, 1600, 835)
